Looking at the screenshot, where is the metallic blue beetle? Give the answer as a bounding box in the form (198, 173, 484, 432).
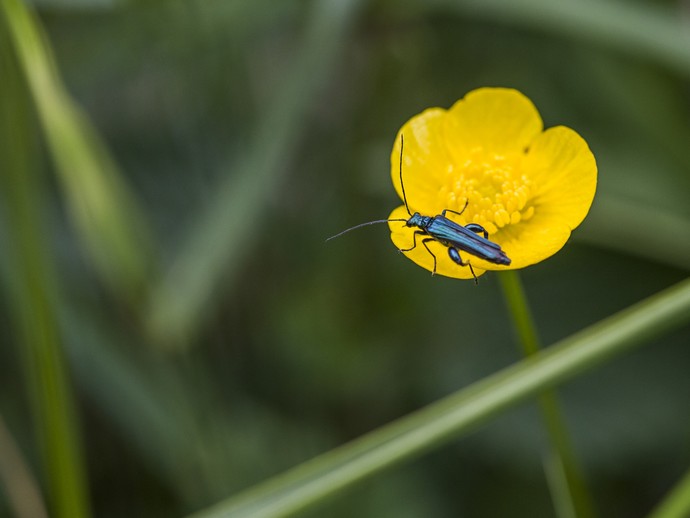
(328, 134, 511, 283)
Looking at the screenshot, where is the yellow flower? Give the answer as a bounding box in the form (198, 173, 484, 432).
(387, 87, 597, 280)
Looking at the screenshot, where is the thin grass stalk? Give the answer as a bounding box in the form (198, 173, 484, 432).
(1, 0, 153, 305)
(429, 0, 690, 78)
(647, 467, 690, 518)
(0, 41, 91, 518)
(187, 276, 690, 518)
(146, 0, 364, 348)
(499, 270, 595, 518)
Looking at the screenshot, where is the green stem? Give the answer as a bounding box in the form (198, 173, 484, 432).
(499, 270, 595, 518)
(0, 31, 91, 518)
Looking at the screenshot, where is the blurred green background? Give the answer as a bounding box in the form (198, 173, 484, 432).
(1, 0, 690, 516)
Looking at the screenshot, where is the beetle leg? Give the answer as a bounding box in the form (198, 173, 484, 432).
(399, 231, 425, 253)
(468, 263, 478, 284)
(448, 247, 478, 284)
(420, 238, 437, 275)
(441, 199, 469, 219)
(464, 223, 489, 240)
(400, 232, 439, 275)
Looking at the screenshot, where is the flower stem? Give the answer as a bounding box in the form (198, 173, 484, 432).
(188, 276, 690, 518)
(499, 270, 595, 518)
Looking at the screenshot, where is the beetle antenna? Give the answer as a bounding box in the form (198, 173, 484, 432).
(399, 134, 412, 217)
(326, 218, 408, 242)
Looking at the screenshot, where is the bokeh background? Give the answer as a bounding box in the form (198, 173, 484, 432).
(1, 0, 690, 516)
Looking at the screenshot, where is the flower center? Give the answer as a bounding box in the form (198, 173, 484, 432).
(437, 156, 534, 235)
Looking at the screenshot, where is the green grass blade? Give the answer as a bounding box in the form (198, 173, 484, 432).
(146, 0, 364, 348)
(187, 277, 690, 518)
(428, 0, 690, 78)
(58, 304, 202, 501)
(580, 195, 690, 271)
(0, 40, 91, 518)
(499, 271, 595, 518)
(647, 467, 690, 518)
(1, 0, 154, 304)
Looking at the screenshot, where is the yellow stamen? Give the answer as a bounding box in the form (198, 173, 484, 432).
(437, 158, 535, 234)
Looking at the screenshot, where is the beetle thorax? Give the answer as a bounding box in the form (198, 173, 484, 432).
(407, 212, 431, 229)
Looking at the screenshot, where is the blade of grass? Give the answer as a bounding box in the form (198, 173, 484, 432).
(57, 304, 203, 503)
(0, 40, 91, 518)
(0, 413, 49, 518)
(146, 0, 364, 348)
(579, 195, 690, 271)
(56, 296, 336, 507)
(499, 271, 595, 518)
(647, 467, 690, 518)
(187, 276, 690, 518)
(426, 0, 690, 78)
(1, 0, 154, 305)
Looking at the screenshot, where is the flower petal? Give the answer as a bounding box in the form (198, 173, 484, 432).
(443, 88, 543, 163)
(524, 125, 598, 230)
(390, 108, 453, 215)
(486, 217, 573, 269)
(388, 205, 487, 280)
(480, 125, 597, 269)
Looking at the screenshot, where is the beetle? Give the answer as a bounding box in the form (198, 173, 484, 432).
(328, 134, 511, 283)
